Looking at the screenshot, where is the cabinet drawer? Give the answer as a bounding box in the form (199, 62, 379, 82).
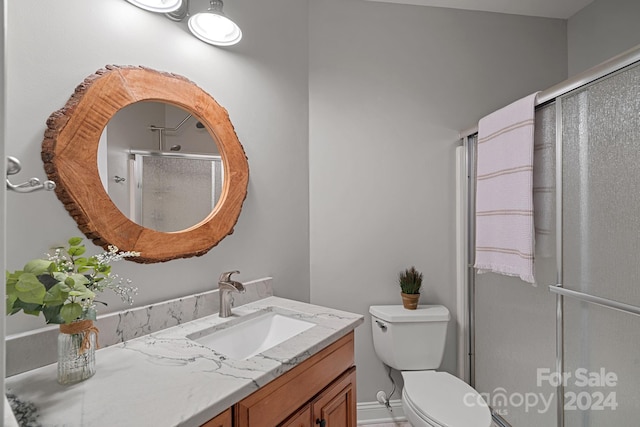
(235, 332, 355, 427)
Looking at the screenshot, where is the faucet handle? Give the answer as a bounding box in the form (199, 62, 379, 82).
(219, 270, 240, 282)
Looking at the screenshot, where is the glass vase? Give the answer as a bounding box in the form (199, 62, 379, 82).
(57, 320, 98, 385)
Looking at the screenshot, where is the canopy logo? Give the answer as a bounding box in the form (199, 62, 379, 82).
(463, 368, 618, 416)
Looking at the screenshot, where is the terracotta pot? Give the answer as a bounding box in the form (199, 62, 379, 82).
(401, 292, 420, 310)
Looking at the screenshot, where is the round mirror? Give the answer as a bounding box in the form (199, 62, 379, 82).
(98, 101, 224, 232)
(42, 65, 249, 263)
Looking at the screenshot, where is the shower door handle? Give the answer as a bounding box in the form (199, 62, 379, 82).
(549, 284, 640, 316)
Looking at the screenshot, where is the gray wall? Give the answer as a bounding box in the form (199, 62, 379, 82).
(5, 0, 309, 334)
(568, 0, 640, 76)
(309, 0, 567, 402)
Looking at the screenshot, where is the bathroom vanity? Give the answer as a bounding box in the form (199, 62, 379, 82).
(217, 332, 356, 427)
(5, 297, 363, 426)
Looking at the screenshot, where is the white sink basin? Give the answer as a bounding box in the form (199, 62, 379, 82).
(188, 310, 316, 360)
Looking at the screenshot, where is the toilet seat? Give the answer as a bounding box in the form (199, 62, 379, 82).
(401, 371, 491, 427)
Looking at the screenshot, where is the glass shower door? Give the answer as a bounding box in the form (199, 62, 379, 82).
(561, 62, 640, 426)
(473, 102, 559, 427)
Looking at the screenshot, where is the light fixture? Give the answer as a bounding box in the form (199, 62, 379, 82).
(124, 0, 242, 47)
(125, 0, 183, 13)
(188, 0, 242, 47)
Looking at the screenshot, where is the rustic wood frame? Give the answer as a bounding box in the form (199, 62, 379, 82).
(42, 65, 249, 263)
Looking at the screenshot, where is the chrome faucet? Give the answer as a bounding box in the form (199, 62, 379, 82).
(218, 270, 246, 318)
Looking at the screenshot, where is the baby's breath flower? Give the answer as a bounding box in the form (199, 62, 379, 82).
(94, 246, 140, 265)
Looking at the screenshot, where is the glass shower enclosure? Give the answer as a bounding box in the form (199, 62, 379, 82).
(470, 56, 640, 427)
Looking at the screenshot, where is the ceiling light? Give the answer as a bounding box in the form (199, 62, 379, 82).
(188, 0, 242, 46)
(125, 0, 183, 13)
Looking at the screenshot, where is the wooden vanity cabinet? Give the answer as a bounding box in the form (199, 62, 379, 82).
(227, 331, 357, 427)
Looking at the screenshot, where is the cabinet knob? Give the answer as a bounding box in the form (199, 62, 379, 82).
(316, 418, 326, 427)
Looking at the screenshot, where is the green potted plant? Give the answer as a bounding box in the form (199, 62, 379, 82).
(398, 266, 423, 310)
(6, 237, 139, 384)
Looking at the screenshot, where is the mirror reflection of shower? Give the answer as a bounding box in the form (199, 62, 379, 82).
(149, 113, 206, 152)
(97, 101, 224, 232)
(130, 151, 223, 232)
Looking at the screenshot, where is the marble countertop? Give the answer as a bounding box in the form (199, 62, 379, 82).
(5, 296, 364, 427)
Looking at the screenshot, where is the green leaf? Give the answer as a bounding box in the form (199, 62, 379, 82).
(12, 299, 43, 316)
(68, 283, 95, 301)
(68, 246, 86, 257)
(64, 276, 75, 287)
(6, 294, 18, 313)
(53, 272, 68, 282)
(69, 291, 95, 301)
(23, 259, 53, 275)
(69, 274, 89, 286)
(68, 237, 83, 246)
(43, 305, 64, 324)
(58, 282, 72, 293)
(6, 276, 17, 294)
(15, 273, 46, 304)
(60, 303, 83, 323)
(6, 270, 22, 286)
(43, 283, 69, 306)
(74, 257, 88, 266)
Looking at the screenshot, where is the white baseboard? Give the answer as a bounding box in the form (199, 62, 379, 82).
(357, 399, 407, 425)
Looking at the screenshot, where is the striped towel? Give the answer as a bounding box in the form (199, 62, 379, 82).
(533, 109, 555, 259)
(474, 92, 539, 284)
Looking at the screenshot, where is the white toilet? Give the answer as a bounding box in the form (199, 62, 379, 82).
(370, 305, 491, 427)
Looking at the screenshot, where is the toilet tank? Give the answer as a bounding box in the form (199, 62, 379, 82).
(370, 305, 450, 371)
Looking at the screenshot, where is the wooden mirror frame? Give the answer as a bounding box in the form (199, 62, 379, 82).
(42, 65, 249, 263)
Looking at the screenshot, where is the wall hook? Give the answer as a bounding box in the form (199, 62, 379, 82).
(6, 156, 56, 193)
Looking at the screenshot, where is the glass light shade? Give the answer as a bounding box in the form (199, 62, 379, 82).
(188, 12, 242, 46)
(125, 0, 183, 13)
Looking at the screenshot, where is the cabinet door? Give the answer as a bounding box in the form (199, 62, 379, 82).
(201, 408, 232, 427)
(312, 367, 356, 427)
(235, 333, 354, 427)
(280, 405, 312, 427)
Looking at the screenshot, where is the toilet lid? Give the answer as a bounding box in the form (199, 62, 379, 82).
(402, 371, 491, 427)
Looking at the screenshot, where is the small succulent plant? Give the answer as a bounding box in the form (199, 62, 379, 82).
(398, 266, 423, 294)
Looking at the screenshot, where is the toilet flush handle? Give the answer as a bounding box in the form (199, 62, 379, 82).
(375, 320, 387, 331)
